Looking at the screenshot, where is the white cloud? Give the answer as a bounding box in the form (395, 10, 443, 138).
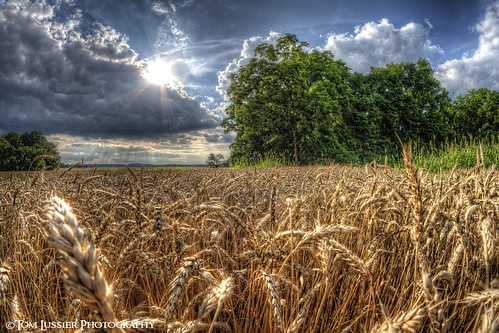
(81, 22, 138, 63)
(151, 1, 170, 15)
(321, 18, 443, 73)
(217, 31, 281, 98)
(436, 1, 499, 97)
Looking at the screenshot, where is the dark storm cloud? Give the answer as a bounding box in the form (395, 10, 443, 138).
(0, 0, 219, 138)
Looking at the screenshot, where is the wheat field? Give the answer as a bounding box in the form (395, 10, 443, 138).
(0, 149, 498, 332)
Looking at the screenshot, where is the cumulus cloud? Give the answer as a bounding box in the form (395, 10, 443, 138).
(321, 18, 443, 73)
(0, 0, 218, 139)
(217, 31, 281, 98)
(436, 1, 499, 97)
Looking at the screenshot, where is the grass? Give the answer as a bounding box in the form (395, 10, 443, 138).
(367, 136, 499, 173)
(412, 136, 499, 172)
(230, 151, 290, 169)
(0, 150, 497, 332)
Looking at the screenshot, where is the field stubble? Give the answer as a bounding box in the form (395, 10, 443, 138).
(0, 151, 498, 332)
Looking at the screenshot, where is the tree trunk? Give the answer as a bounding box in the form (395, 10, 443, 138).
(291, 121, 299, 165)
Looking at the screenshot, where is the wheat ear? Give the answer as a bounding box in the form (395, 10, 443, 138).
(461, 289, 499, 306)
(481, 217, 495, 287)
(166, 257, 200, 322)
(28, 154, 56, 171)
(0, 262, 10, 302)
(286, 283, 321, 333)
(328, 238, 374, 281)
(480, 305, 499, 333)
(422, 271, 445, 333)
(43, 196, 123, 333)
(207, 277, 235, 333)
(263, 271, 284, 330)
(378, 305, 426, 333)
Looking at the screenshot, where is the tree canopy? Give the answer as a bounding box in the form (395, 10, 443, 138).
(450, 88, 499, 138)
(0, 131, 60, 171)
(222, 33, 498, 167)
(222, 34, 356, 165)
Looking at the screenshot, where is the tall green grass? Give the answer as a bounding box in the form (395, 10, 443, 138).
(230, 151, 290, 169)
(411, 136, 499, 172)
(230, 136, 499, 172)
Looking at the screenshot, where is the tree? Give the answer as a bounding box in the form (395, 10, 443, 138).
(222, 33, 458, 166)
(206, 153, 226, 168)
(450, 88, 499, 138)
(0, 131, 60, 171)
(222, 34, 355, 165)
(359, 59, 452, 155)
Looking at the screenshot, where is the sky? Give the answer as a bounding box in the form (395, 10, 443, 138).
(1, 0, 498, 165)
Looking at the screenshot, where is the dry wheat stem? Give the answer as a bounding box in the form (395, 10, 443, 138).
(3, 162, 499, 332)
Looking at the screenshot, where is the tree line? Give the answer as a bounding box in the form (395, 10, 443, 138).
(221, 34, 499, 166)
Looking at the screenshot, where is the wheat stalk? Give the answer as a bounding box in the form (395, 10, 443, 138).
(42, 196, 123, 333)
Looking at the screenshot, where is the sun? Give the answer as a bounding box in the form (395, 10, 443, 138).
(143, 60, 177, 86)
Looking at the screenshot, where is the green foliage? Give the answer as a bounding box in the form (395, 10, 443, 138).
(222, 34, 356, 166)
(0, 131, 60, 171)
(359, 59, 452, 156)
(412, 136, 499, 172)
(450, 88, 499, 137)
(368, 136, 499, 173)
(222, 34, 460, 168)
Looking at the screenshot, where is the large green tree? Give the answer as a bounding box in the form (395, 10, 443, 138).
(222, 34, 355, 165)
(0, 131, 60, 171)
